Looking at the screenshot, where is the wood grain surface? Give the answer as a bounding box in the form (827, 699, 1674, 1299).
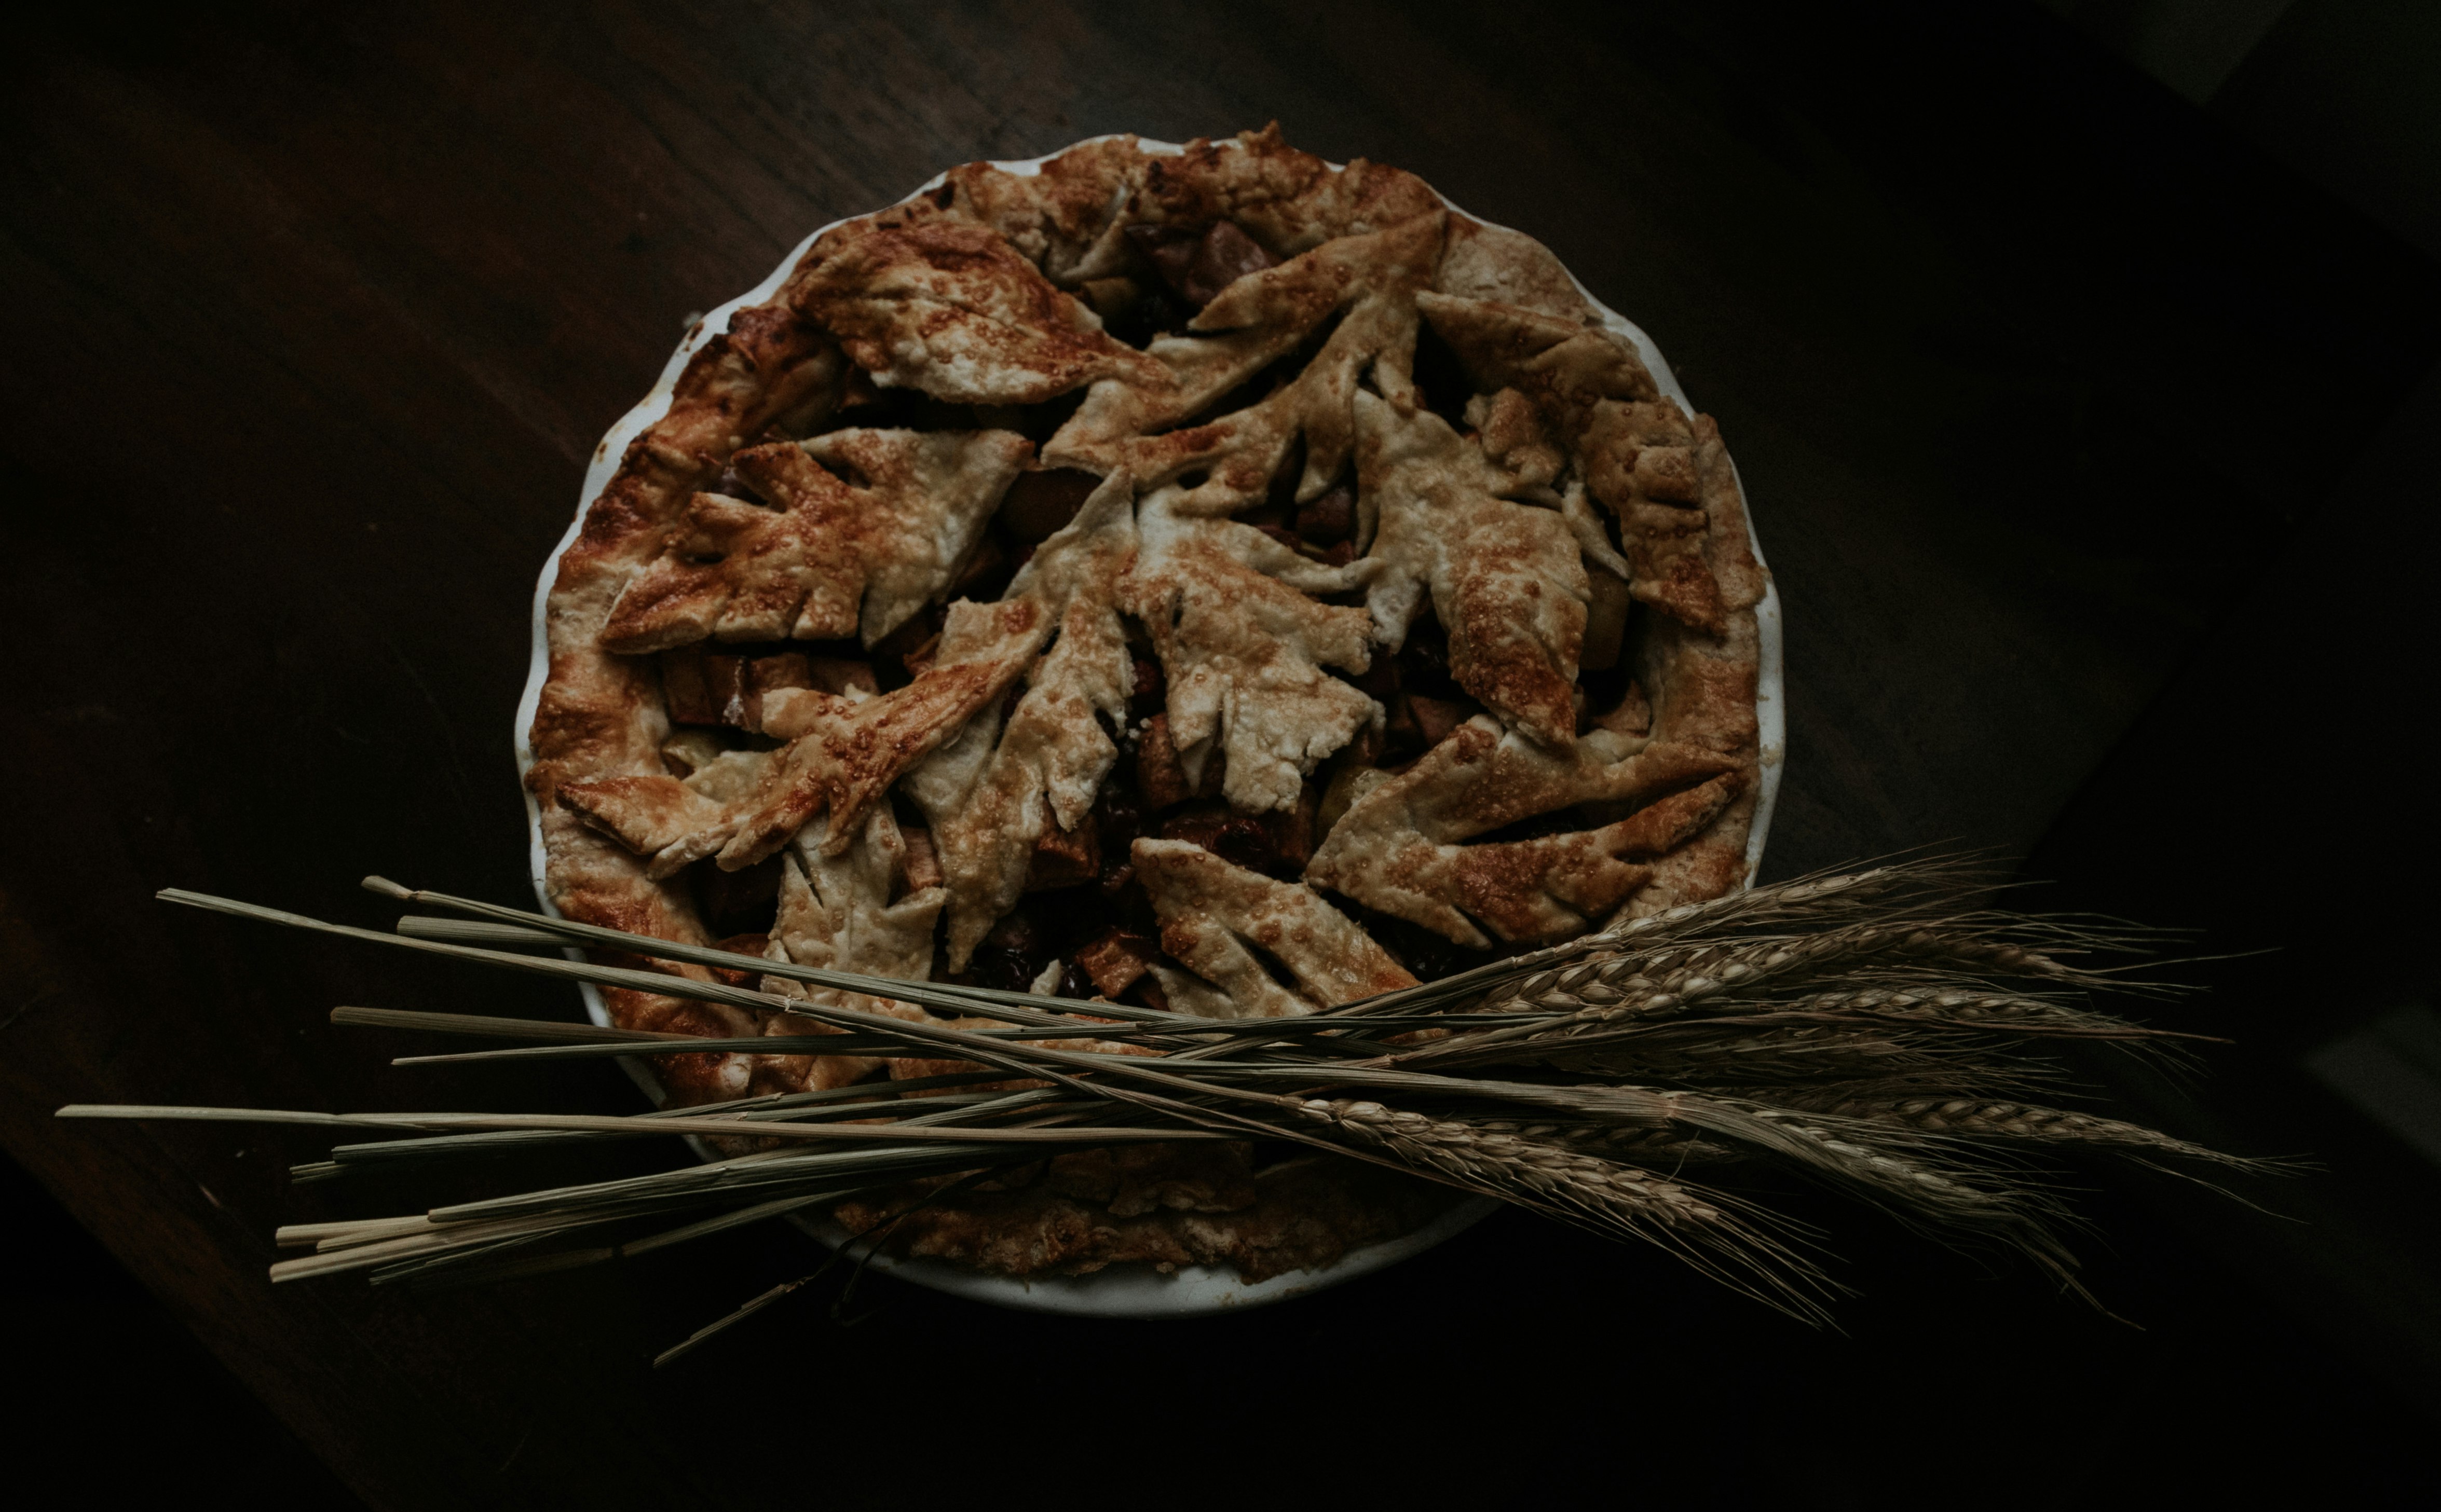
(3, 3, 2435, 1506)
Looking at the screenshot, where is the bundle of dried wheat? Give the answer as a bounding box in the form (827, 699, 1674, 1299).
(61, 859, 2262, 1354)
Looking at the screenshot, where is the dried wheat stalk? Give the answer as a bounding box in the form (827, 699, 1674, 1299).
(54, 859, 2266, 1340)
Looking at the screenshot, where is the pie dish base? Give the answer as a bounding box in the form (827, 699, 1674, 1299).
(513, 135, 1784, 1317)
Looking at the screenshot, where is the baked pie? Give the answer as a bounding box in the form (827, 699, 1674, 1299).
(525, 127, 1769, 1281)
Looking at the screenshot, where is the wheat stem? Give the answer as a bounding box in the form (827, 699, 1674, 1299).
(61, 859, 2256, 1328)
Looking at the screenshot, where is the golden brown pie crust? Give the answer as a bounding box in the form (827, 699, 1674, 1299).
(526, 126, 1765, 1278)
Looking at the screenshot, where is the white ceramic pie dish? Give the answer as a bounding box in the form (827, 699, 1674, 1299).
(513, 135, 1784, 1317)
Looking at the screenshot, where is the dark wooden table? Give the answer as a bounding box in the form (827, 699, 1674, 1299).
(6, 3, 2437, 1506)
